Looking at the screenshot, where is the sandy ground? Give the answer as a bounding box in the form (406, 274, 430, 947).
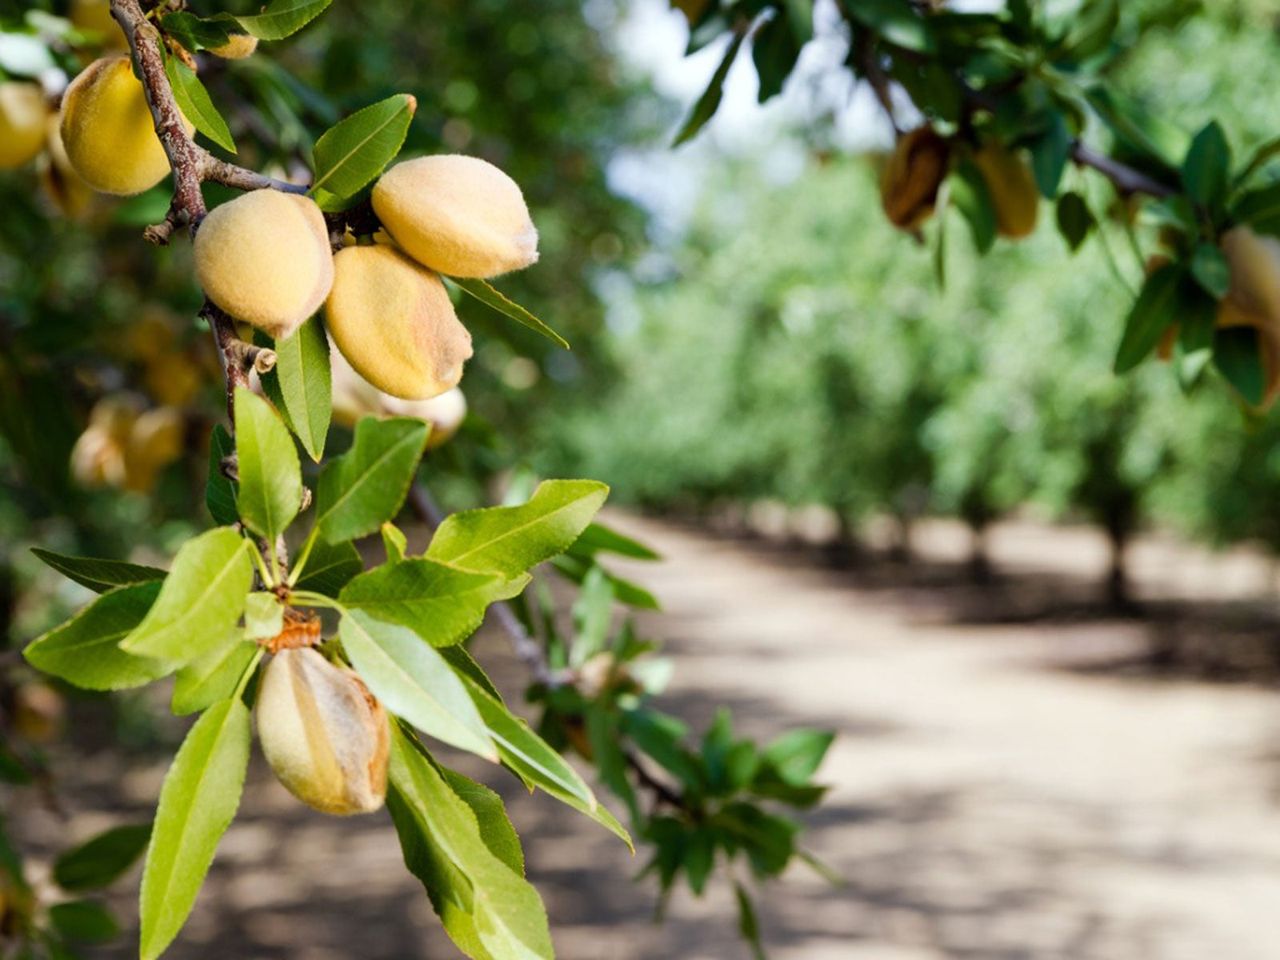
(17, 513, 1280, 959)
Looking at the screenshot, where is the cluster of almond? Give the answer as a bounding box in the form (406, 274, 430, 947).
(195, 154, 538, 411)
(880, 126, 1039, 239)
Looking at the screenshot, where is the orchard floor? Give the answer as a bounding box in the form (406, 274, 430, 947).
(21, 512, 1280, 960)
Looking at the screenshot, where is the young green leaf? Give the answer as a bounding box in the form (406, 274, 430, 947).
(310, 94, 416, 211)
(340, 558, 525, 648)
(1114, 263, 1183, 373)
(387, 731, 555, 960)
(426, 479, 609, 578)
(164, 57, 236, 154)
(49, 900, 119, 943)
(847, 0, 937, 51)
(761, 729, 834, 785)
(1182, 120, 1231, 213)
(121, 528, 252, 666)
(292, 538, 363, 596)
(568, 522, 661, 561)
(447, 276, 570, 350)
(30, 548, 165, 594)
(313, 416, 429, 544)
(234, 0, 332, 40)
(382, 522, 408, 563)
(1030, 113, 1071, 199)
(1231, 183, 1280, 237)
(461, 675, 632, 848)
(171, 642, 259, 716)
(1214, 326, 1267, 406)
(233, 387, 303, 543)
(23, 582, 169, 690)
(1055, 191, 1095, 252)
(53, 824, 151, 893)
(139, 697, 252, 960)
(734, 882, 767, 960)
(206, 423, 238, 526)
(950, 161, 996, 255)
(340, 610, 496, 759)
(258, 317, 332, 461)
(673, 29, 745, 146)
(244, 592, 285, 642)
(439, 765, 525, 875)
(1190, 243, 1231, 300)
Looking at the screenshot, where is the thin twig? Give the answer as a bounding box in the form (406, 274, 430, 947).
(1070, 141, 1177, 199)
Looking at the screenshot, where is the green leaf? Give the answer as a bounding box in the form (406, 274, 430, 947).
(439, 645, 504, 703)
(387, 731, 555, 960)
(1234, 135, 1280, 187)
(552, 555, 660, 611)
(382, 522, 408, 563)
(447, 277, 570, 350)
(1190, 243, 1231, 299)
(159, 12, 232, 51)
(340, 558, 525, 648)
(292, 538, 363, 596)
(234, 388, 303, 542)
(1055, 191, 1095, 252)
(49, 900, 118, 943)
(673, 29, 745, 146)
(234, 0, 332, 40)
(461, 675, 631, 848)
(139, 697, 251, 960)
(845, 0, 936, 53)
(439, 765, 524, 875)
(761, 729, 834, 785)
(340, 611, 496, 759)
(734, 883, 767, 960)
(751, 12, 801, 104)
(1178, 285, 1218, 356)
(1030, 113, 1071, 199)
(310, 94, 415, 211)
(950, 161, 996, 254)
(1231, 183, 1280, 237)
(244, 592, 284, 642)
(1113, 263, 1183, 374)
(171, 642, 258, 716)
(567, 522, 660, 561)
(314, 416, 429, 544)
(426, 479, 608, 578)
(164, 56, 236, 154)
(23, 583, 169, 690)
(53, 824, 151, 893)
(258, 317, 331, 461)
(30, 548, 164, 594)
(1182, 121, 1231, 212)
(1059, 0, 1117, 62)
(1215, 326, 1267, 406)
(120, 528, 253, 666)
(206, 424, 238, 526)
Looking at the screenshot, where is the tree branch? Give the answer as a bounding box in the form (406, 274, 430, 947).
(109, 0, 306, 430)
(1070, 141, 1177, 199)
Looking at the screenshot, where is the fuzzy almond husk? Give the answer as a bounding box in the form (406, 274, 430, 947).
(256, 648, 389, 816)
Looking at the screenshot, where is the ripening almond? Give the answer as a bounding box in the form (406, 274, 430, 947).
(194, 190, 334, 340)
(973, 143, 1039, 239)
(1217, 226, 1280, 408)
(372, 154, 539, 278)
(0, 83, 48, 170)
(880, 127, 949, 231)
(326, 243, 472, 400)
(209, 34, 259, 59)
(60, 57, 193, 195)
(256, 648, 389, 816)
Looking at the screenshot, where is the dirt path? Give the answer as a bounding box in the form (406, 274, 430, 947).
(21, 514, 1280, 959)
